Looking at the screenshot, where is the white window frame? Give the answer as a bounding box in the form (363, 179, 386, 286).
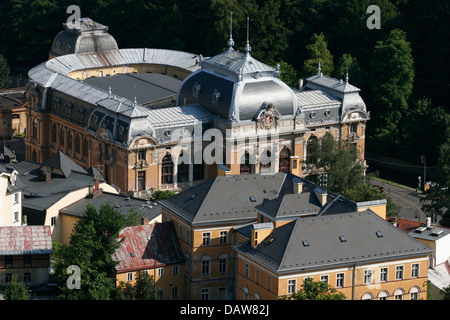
(201, 288, 210, 300)
(395, 265, 404, 280)
(127, 272, 133, 281)
(157, 267, 164, 277)
(320, 275, 329, 284)
(202, 232, 211, 245)
(288, 279, 296, 294)
(219, 230, 228, 244)
(411, 263, 419, 278)
(380, 267, 388, 282)
(172, 265, 179, 275)
(336, 273, 345, 288)
(364, 269, 373, 284)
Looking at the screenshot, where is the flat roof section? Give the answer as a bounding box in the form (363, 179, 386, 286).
(83, 73, 181, 106)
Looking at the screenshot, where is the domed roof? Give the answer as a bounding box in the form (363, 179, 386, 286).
(177, 49, 297, 122)
(49, 18, 118, 58)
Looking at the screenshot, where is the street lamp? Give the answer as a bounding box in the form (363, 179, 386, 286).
(421, 155, 426, 191)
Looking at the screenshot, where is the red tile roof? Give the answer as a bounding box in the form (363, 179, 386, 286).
(112, 222, 184, 273)
(0, 226, 52, 255)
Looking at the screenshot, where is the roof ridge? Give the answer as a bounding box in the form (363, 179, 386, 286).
(276, 219, 299, 270)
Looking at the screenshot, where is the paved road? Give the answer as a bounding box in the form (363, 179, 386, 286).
(370, 178, 430, 224)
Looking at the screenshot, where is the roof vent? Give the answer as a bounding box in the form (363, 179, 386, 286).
(376, 231, 383, 238)
(339, 236, 347, 243)
(249, 196, 256, 202)
(432, 228, 443, 236)
(415, 226, 427, 233)
(302, 240, 310, 247)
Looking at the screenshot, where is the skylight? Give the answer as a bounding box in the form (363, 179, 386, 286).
(249, 196, 256, 202)
(376, 231, 384, 238)
(302, 240, 310, 247)
(339, 236, 347, 243)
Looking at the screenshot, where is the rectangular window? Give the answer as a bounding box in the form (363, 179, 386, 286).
(13, 211, 19, 222)
(244, 263, 249, 278)
(5, 273, 12, 283)
(396, 266, 404, 280)
(320, 275, 329, 284)
(186, 229, 190, 245)
(157, 267, 164, 277)
(219, 258, 227, 274)
(24, 255, 32, 268)
(127, 272, 133, 281)
(14, 193, 19, 203)
(202, 260, 210, 276)
(411, 263, 419, 278)
(157, 289, 164, 300)
(380, 267, 388, 282)
(336, 273, 345, 288)
(5, 256, 13, 268)
(411, 292, 419, 300)
(137, 171, 145, 191)
(172, 287, 178, 299)
(24, 273, 31, 283)
(51, 216, 57, 226)
(219, 231, 228, 244)
(202, 232, 211, 245)
(288, 279, 296, 294)
(178, 225, 183, 240)
(267, 275, 272, 292)
(255, 269, 261, 284)
(173, 265, 179, 275)
(201, 288, 209, 300)
(364, 270, 373, 284)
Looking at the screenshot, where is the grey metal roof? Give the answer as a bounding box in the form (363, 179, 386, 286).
(41, 150, 87, 177)
(83, 73, 181, 106)
(201, 50, 275, 79)
(60, 191, 161, 221)
(408, 226, 450, 242)
(159, 173, 289, 226)
(236, 210, 433, 274)
(305, 74, 360, 94)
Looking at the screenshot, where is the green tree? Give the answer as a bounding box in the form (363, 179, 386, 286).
(368, 29, 415, 154)
(113, 271, 157, 300)
(52, 203, 126, 300)
(441, 284, 450, 300)
(276, 60, 298, 88)
(5, 274, 30, 300)
(279, 277, 346, 300)
(334, 53, 364, 88)
(151, 190, 176, 201)
(0, 54, 12, 89)
(302, 32, 334, 77)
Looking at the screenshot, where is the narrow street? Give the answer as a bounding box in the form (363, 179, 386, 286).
(370, 178, 430, 224)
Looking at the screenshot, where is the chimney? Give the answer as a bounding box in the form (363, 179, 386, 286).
(299, 78, 304, 90)
(251, 222, 274, 248)
(426, 217, 431, 228)
(141, 216, 150, 225)
(293, 178, 303, 194)
(314, 186, 328, 207)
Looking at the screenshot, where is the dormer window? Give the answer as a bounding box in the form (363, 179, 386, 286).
(211, 89, 221, 105)
(192, 82, 201, 98)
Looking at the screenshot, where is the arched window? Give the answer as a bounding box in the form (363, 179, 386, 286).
(177, 152, 189, 183)
(59, 127, 64, 146)
(254, 292, 260, 300)
(32, 119, 38, 138)
(243, 286, 249, 300)
(378, 290, 389, 300)
(279, 147, 290, 172)
(83, 138, 89, 158)
(306, 135, 318, 164)
(201, 255, 212, 276)
(75, 134, 81, 154)
(394, 288, 405, 300)
(52, 124, 57, 143)
(161, 154, 173, 184)
(67, 130, 72, 150)
(409, 286, 420, 300)
(259, 149, 271, 174)
(240, 152, 251, 174)
(361, 292, 373, 300)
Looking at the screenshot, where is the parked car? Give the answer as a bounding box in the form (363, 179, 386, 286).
(29, 283, 59, 299)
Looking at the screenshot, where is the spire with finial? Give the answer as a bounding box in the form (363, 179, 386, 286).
(345, 69, 349, 83)
(318, 57, 322, 75)
(227, 12, 235, 51)
(244, 17, 251, 57)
